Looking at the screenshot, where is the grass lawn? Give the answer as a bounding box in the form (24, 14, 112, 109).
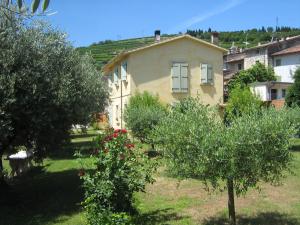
(1, 132, 300, 225)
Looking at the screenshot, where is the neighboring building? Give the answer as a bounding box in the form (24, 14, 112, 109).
(272, 45, 300, 82)
(223, 35, 300, 105)
(102, 33, 227, 128)
(250, 81, 290, 108)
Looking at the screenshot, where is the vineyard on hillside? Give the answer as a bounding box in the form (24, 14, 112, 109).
(77, 27, 300, 70)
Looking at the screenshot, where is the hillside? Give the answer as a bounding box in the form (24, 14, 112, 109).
(77, 27, 300, 70)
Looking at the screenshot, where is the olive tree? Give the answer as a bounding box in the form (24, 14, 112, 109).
(153, 98, 297, 225)
(124, 91, 166, 149)
(0, 19, 108, 172)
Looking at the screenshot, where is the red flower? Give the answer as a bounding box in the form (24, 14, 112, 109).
(104, 135, 113, 142)
(114, 129, 121, 133)
(113, 133, 118, 138)
(119, 153, 125, 160)
(121, 129, 127, 134)
(125, 143, 135, 149)
(78, 169, 85, 177)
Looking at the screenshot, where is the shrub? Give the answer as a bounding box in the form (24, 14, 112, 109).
(78, 128, 157, 225)
(228, 62, 276, 92)
(124, 91, 167, 146)
(225, 85, 262, 123)
(286, 67, 300, 107)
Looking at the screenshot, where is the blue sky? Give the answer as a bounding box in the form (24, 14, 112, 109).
(45, 0, 300, 47)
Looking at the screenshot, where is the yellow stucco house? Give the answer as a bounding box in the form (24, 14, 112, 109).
(102, 33, 227, 128)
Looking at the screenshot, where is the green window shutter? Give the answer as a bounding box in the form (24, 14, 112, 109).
(172, 63, 181, 92)
(201, 64, 208, 84)
(114, 67, 119, 84)
(180, 64, 188, 92)
(121, 62, 127, 81)
(207, 64, 213, 83)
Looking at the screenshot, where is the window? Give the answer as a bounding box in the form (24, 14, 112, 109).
(113, 67, 119, 84)
(171, 63, 188, 92)
(108, 73, 113, 85)
(121, 61, 127, 81)
(271, 89, 278, 100)
(238, 63, 242, 71)
(282, 89, 286, 98)
(275, 58, 282, 66)
(115, 105, 119, 121)
(201, 63, 213, 84)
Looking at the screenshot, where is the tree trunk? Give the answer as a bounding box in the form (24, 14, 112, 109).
(151, 143, 155, 151)
(227, 178, 236, 225)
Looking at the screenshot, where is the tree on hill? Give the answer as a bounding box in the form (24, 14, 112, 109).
(0, 19, 108, 173)
(228, 62, 276, 92)
(153, 98, 297, 225)
(286, 68, 300, 107)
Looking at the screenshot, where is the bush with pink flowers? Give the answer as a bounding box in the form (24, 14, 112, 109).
(78, 128, 157, 225)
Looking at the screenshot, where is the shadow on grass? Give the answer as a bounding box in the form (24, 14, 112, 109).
(202, 212, 300, 225)
(70, 133, 99, 139)
(49, 140, 96, 160)
(133, 208, 188, 225)
(291, 145, 300, 152)
(0, 168, 84, 225)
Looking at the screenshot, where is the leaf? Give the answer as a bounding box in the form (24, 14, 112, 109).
(17, 0, 23, 9)
(42, 0, 50, 12)
(31, 0, 41, 13)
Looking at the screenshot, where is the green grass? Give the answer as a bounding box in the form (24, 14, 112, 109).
(0, 129, 98, 225)
(2, 135, 300, 225)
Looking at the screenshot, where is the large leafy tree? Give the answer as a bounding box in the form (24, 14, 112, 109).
(228, 62, 276, 92)
(153, 98, 297, 225)
(0, 19, 108, 172)
(286, 67, 300, 107)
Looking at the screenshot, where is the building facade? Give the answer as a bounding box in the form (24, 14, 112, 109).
(224, 35, 300, 104)
(103, 34, 227, 128)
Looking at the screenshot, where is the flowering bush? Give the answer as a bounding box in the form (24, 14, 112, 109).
(78, 128, 157, 225)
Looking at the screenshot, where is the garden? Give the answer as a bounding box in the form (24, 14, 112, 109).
(1, 1, 300, 225)
(1, 131, 300, 225)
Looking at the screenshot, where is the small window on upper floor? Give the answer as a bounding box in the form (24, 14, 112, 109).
(114, 67, 119, 85)
(121, 61, 127, 81)
(201, 63, 213, 84)
(171, 63, 189, 93)
(275, 58, 282, 66)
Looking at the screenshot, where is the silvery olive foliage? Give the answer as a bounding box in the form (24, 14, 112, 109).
(0, 19, 108, 164)
(153, 97, 298, 221)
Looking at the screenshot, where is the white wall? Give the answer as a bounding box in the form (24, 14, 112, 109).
(274, 54, 300, 83)
(251, 85, 268, 101)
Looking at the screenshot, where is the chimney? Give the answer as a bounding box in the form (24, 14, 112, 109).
(211, 32, 219, 45)
(155, 30, 161, 42)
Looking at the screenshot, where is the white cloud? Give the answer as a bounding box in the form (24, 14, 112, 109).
(168, 0, 245, 33)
